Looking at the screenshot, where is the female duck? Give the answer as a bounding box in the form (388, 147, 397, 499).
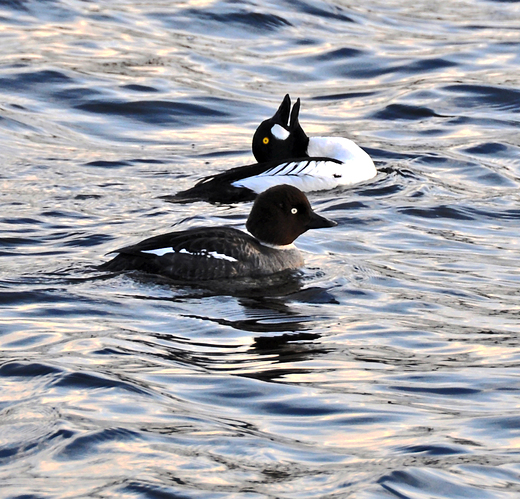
(102, 184, 336, 281)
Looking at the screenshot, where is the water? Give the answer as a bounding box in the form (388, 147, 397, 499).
(1, 0, 520, 497)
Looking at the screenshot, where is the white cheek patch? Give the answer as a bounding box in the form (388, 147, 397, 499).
(141, 247, 238, 262)
(271, 124, 290, 140)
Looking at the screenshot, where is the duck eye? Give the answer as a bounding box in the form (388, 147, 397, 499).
(263, 137, 269, 145)
(291, 207, 298, 214)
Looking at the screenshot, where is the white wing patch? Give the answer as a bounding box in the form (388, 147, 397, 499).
(180, 248, 238, 262)
(141, 247, 237, 262)
(142, 247, 173, 257)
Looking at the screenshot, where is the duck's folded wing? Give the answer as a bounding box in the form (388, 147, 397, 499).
(231, 157, 346, 193)
(166, 157, 337, 203)
(258, 157, 342, 177)
(116, 227, 252, 258)
(101, 227, 259, 280)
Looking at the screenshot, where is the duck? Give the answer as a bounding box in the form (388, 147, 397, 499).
(101, 184, 337, 281)
(168, 94, 376, 203)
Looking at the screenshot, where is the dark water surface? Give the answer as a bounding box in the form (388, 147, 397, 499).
(2, 0, 520, 497)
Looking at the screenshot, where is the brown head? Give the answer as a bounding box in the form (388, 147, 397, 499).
(246, 184, 337, 246)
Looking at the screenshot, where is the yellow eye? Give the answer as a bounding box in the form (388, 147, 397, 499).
(291, 208, 298, 214)
(263, 137, 269, 144)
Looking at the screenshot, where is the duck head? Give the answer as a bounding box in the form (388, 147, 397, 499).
(246, 184, 336, 246)
(252, 94, 310, 163)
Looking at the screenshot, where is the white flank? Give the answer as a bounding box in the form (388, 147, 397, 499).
(232, 136, 376, 193)
(232, 160, 344, 193)
(307, 136, 376, 183)
(271, 124, 290, 140)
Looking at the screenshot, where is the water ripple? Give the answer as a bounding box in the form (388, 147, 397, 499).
(1, 0, 520, 497)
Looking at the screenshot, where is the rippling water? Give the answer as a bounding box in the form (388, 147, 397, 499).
(2, 0, 520, 497)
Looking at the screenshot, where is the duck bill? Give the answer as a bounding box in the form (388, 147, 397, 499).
(271, 94, 291, 126)
(306, 211, 337, 230)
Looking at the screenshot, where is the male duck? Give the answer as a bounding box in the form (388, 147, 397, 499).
(170, 94, 376, 203)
